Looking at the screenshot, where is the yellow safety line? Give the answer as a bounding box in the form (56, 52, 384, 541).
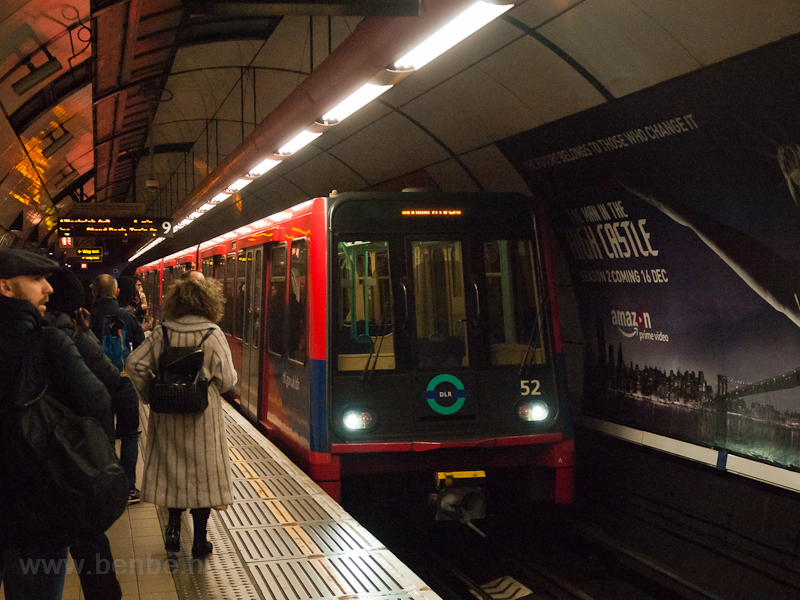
(237, 461, 261, 480)
(310, 557, 350, 596)
(286, 525, 323, 559)
(265, 500, 296, 525)
(249, 478, 275, 500)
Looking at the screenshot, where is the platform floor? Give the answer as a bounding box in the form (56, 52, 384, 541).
(2, 402, 439, 600)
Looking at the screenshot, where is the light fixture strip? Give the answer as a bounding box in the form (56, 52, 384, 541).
(394, 1, 513, 71)
(164, 2, 513, 243)
(278, 130, 322, 156)
(226, 178, 252, 192)
(249, 157, 280, 177)
(321, 83, 393, 124)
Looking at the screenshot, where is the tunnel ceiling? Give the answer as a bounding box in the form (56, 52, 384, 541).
(0, 0, 798, 265)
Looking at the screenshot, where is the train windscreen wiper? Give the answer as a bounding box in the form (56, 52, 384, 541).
(361, 299, 392, 382)
(518, 299, 548, 377)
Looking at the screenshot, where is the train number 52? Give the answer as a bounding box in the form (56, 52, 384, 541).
(520, 380, 541, 395)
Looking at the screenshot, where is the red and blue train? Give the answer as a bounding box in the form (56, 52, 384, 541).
(137, 191, 574, 505)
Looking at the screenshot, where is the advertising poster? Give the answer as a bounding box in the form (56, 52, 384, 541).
(498, 37, 800, 469)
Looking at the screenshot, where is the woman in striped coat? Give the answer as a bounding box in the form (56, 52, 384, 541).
(127, 277, 237, 558)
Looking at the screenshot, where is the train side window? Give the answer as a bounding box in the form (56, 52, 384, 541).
(483, 240, 545, 366)
(251, 250, 263, 349)
(336, 241, 394, 371)
(213, 255, 225, 281)
(222, 252, 236, 335)
(287, 240, 307, 364)
(235, 250, 247, 339)
(412, 241, 468, 369)
(267, 245, 287, 355)
(202, 256, 213, 278)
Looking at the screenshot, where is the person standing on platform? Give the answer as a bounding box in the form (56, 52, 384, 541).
(126, 277, 237, 558)
(134, 275, 148, 319)
(0, 250, 114, 600)
(44, 267, 123, 600)
(119, 275, 152, 333)
(90, 274, 145, 504)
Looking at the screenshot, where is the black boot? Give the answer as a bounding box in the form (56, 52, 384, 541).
(165, 508, 183, 552)
(191, 508, 213, 558)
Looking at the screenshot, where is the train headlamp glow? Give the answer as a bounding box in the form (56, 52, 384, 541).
(343, 410, 375, 431)
(518, 400, 549, 422)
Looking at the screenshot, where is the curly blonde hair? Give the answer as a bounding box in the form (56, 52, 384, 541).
(163, 278, 225, 323)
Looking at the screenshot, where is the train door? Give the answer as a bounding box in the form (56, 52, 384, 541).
(239, 246, 264, 421)
(405, 237, 479, 424)
(264, 240, 311, 444)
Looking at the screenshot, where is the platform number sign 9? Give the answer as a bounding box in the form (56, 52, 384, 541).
(520, 380, 541, 395)
(158, 220, 173, 238)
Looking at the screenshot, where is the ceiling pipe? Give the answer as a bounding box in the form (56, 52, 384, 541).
(169, 0, 478, 226)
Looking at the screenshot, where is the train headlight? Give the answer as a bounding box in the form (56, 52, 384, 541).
(343, 409, 375, 430)
(517, 400, 549, 422)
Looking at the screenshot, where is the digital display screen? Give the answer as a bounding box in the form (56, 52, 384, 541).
(58, 218, 160, 238)
(401, 209, 462, 216)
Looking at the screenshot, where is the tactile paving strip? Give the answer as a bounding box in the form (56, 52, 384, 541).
(248, 550, 418, 600)
(140, 401, 441, 599)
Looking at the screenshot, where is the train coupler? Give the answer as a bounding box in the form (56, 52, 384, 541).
(433, 471, 486, 525)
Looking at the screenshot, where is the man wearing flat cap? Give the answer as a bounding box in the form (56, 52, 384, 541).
(0, 249, 115, 599)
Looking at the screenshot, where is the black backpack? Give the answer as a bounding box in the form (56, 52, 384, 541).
(149, 326, 214, 414)
(0, 328, 129, 550)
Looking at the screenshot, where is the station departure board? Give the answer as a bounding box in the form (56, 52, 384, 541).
(58, 218, 171, 238)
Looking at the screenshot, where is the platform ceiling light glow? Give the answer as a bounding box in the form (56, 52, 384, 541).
(198, 203, 214, 212)
(278, 130, 322, 156)
(226, 178, 252, 192)
(129, 237, 163, 261)
(394, 1, 513, 71)
(321, 83, 393, 124)
(248, 157, 280, 177)
(133, 3, 512, 262)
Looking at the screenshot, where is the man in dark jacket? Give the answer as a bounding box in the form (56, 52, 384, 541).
(0, 249, 114, 600)
(46, 268, 120, 397)
(90, 273, 145, 503)
(45, 268, 123, 600)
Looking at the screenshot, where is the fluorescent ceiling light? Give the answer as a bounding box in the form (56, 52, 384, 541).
(278, 130, 322, 156)
(198, 203, 214, 212)
(226, 178, 251, 192)
(249, 157, 280, 177)
(394, 1, 513, 71)
(211, 192, 231, 203)
(189, 211, 202, 219)
(321, 84, 392, 124)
